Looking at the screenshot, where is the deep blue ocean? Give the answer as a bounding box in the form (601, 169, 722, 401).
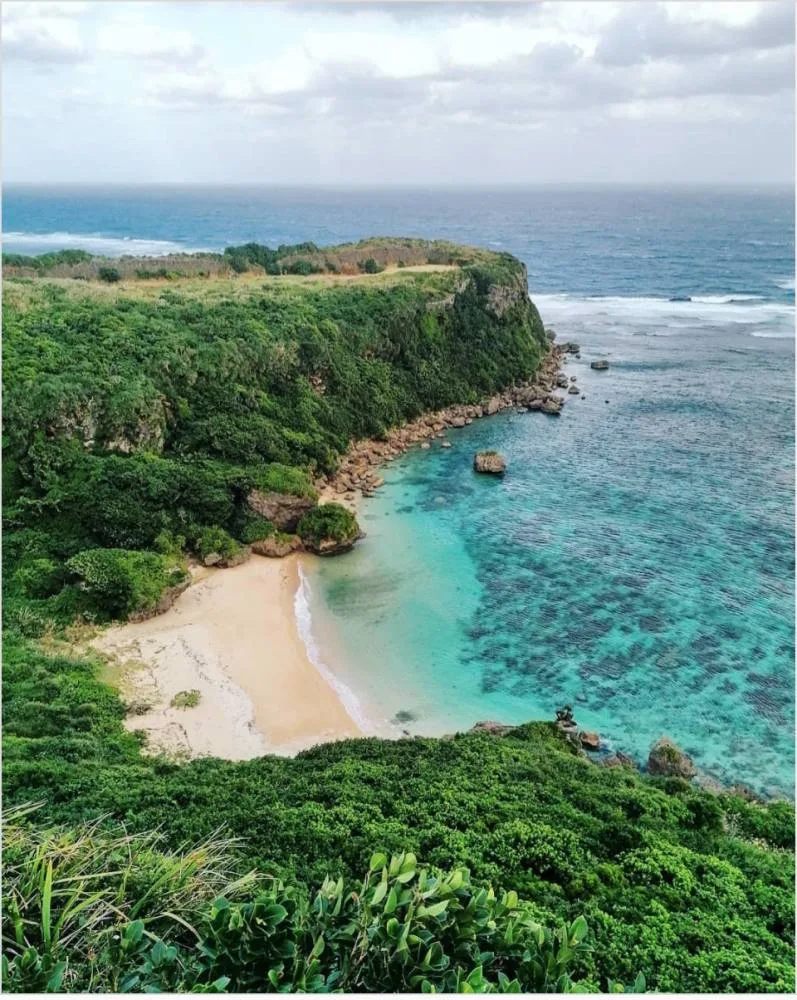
(4, 184, 795, 795)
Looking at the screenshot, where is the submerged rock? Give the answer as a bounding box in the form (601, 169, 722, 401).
(647, 738, 696, 778)
(590, 359, 610, 371)
(473, 451, 506, 475)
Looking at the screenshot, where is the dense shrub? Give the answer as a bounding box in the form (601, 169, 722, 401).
(2, 815, 611, 994)
(97, 266, 120, 283)
(191, 525, 243, 563)
(66, 548, 187, 619)
(297, 503, 360, 551)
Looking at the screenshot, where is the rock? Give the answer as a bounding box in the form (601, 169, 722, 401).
(590, 360, 610, 371)
(247, 490, 315, 532)
(218, 546, 251, 568)
(420, 441, 431, 449)
(541, 398, 563, 416)
(252, 534, 302, 558)
(470, 720, 516, 736)
(309, 529, 366, 557)
(473, 451, 506, 475)
(202, 552, 222, 567)
(570, 375, 577, 382)
(729, 783, 763, 803)
(579, 730, 601, 751)
(647, 738, 696, 779)
(560, 342, 580, 354)
(602, 752, 637, 769)
(440, 440, 452, 448)
(526, 399, 543, 411)
(450, 416, 466, 428)
(485, 396, 501, 416)
(555, 373, 569, 388)
(568, 385, 580, 394)
(129, 576, 192, 622)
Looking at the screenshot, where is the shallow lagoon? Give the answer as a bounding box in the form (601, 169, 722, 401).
(311, 298, 794, 797)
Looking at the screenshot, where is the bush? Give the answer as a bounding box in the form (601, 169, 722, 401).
(1, 816, 604, 994)
(192, 526, 242, 564)
(238, 519, 277, 544)
(66, 548, 187, 619)
(97, 266, 120, 283)
(359, 257, 384, 274)
(297, 503, 360, 553)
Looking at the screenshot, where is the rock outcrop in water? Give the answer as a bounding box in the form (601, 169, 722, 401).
(647, 738, 696, 778)
(473, 451, 507, 475)
(590, 360, 610, 371)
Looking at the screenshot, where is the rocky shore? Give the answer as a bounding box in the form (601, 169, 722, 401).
(318, 343, 577, 507)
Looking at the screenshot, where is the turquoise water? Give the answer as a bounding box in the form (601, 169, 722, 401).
(310, 296, 795, 798)
(5, 185, 794, 794)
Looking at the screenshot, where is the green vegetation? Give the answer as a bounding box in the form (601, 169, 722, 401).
(66, 547, 187, 620)
(4, 812, 623, 994)
(171, 689, 201, 709)
(2, 240, 793, 993)
(2, 249, 94, 272)
(4, 240, 541, 628)
(297, 503, 360, 553)
(97, 266, 120, 283)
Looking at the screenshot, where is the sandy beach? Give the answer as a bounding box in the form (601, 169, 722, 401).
(92, 555, 361, 760)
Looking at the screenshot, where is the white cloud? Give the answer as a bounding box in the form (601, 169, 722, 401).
(96, 19, 206, 66)
(2, 1, 87, 63)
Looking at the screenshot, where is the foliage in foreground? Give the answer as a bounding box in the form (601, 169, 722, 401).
(3, 811, 632, 994)
(3, 633, 794, 994)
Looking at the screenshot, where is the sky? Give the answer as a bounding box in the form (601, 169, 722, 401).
(2, 0, 795, 185)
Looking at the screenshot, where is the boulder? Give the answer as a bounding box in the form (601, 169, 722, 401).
(129, 576, 191, 622)
(420, 441, 431, 449)
(602, 752, 637, 769)
(440, 440, 452, 448)
(568, 385, 580, 394)
(470, 720, 516, 736)
(579, 730, 601, 751)
(560, 342, 580, 354)
(450, 416, 466, 428)
(555, 373, 569, 388)
(590, 360, 610, 371)
(541, 398, 563, 416)
(570, 375, 577, 382)
(526, 399, 543, 411)
(252, 534, 302, 558)
(485, 396, 502, 416)
(473, 451, 506, 475)
(247, 490, 315, 532)
(647, 738, 696, 779)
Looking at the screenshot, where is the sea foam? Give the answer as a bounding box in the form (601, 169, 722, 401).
(3, 231, 212, 258)
(294, 564, 373, 734)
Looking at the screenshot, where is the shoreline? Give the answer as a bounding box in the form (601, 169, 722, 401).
(317, 342, 572, 511)
(92, 555, 361, 760)
(94, 345, 572, 762)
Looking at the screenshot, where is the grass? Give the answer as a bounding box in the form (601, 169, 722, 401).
(170, 690, 201, 710)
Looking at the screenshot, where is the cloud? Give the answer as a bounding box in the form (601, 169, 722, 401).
(596, 0, 794, 66)
(97, 20, 207, 66)
(2, 2, 87, 63)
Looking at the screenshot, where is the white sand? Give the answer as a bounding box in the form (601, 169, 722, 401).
(92, 556, 361, 760)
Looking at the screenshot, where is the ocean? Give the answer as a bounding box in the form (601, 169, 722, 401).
(4, 184, 794, 795)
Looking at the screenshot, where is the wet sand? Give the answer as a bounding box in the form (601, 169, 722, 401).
(92, 556, 361, 760)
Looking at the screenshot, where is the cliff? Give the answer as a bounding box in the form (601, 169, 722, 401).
(3, 238, 546, 625)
